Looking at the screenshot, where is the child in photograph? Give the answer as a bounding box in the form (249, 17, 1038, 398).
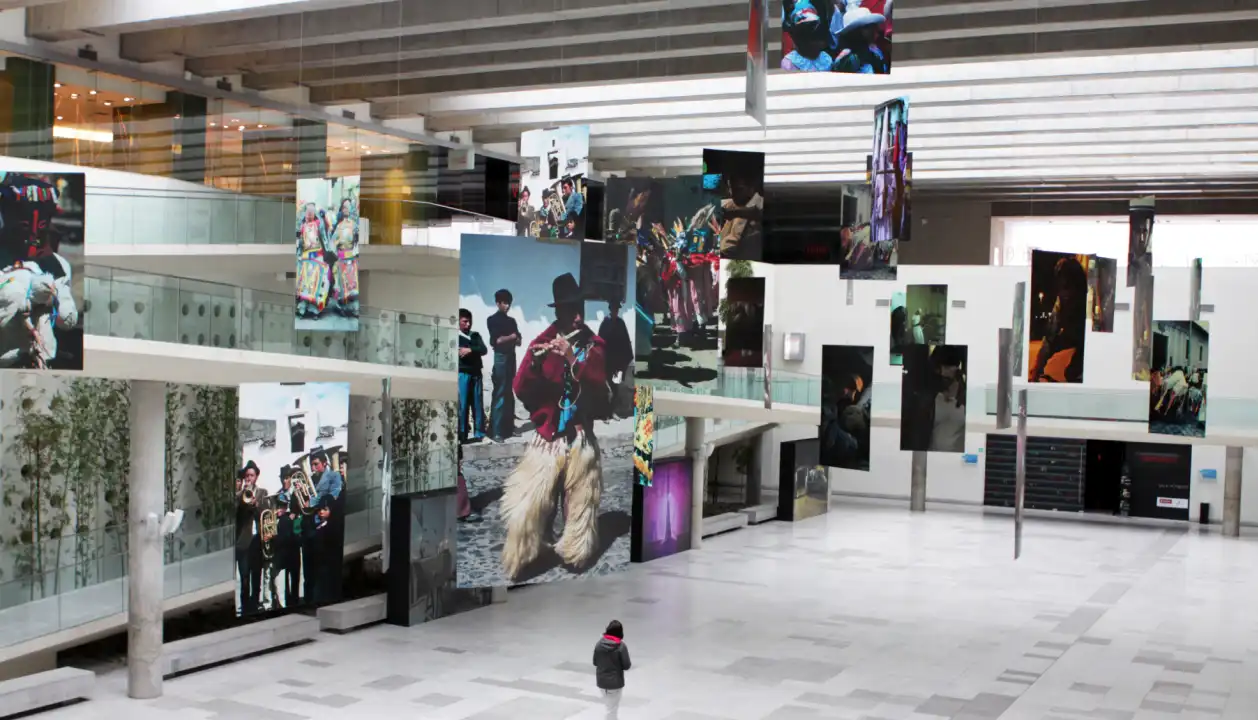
(458, 308, 488, 443)
(782, 0, 833, 71)
(593, 620, 632, 719)
(487, 290, 522, 442)
(833, 2, 889, 74)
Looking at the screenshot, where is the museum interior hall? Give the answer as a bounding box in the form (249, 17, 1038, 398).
(0, 1, 1254, 719)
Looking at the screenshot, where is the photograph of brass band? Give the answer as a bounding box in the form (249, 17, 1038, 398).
(236, 382, 350, 617)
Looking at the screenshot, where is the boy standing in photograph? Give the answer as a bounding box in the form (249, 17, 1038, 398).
(459, 308, 488, 443)
(487, 290, 521, 442)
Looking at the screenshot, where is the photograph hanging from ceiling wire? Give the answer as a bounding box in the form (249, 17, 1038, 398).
(820, 344, 873, 471)
(634, 176, 721, 393)
(762, 183, 871, 264)
(900, 344, 967, 453)
(295, 175, 362, 332)
(605, 177, 663, 246)
(517, 125, 590, 239)
(903, 284, 947, 348)
(889, 290, 907, 366)
(705, 149, 765, 262)
(746, 0, 768, 125)
(1012, 281, 1026, 376)
(722, 276, 765, 368)
(0, 171, 85, 370)
(1131, 273, 1154, 381)
(1127, 197, 1155, 287)
(1087, 255, 1117, 333)
(1148, 320, 1208, 438)
(1028, 250, 1088, 384)
(839, 182, 893, 279)
(872, 97, 910, 250)
(780, 0, 892, 74)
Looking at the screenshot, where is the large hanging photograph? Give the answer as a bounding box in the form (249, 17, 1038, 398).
(1132, 273, 1154, 381)
(1127, 197, 1155, 288)
(746, 0, 768, 125)
(872, 97, 910, 249)
(904, 284, 947, 347)
(778, 438, 830, 521)
(458, 234, 634, 587)
(295, 176, 361, 332)
(1088, 255, 1118, 333)
(762, 183, 871, 264)
(517, 125, 590, 239)
(819, 345, 872, 471)
(236, 382, 350, 617)
(780, 0, 892, 73)
(839, 183, 893, 280)
(0, 172, 85, 370)
(385, 492, 492, 627)
(889, 290, 907, 366)
(634, 176, 721, 392)
(900, 345, 967, 453)
(1149, 321, 1208, 438)
(705, 149, 765, 262)
(604, 177, 663, 246)
(722, 276, 765, 368)
(634, 385, 654, 486)
(1028, 250, 1088, 384)
(631, 458, 692, 563)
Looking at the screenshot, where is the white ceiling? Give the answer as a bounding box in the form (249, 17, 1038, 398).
(421, 48, 1258, 185)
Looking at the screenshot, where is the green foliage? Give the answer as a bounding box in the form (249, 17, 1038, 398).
(718, 260, 755, 326)
(188, 385, 239, 548)
(4, 383, 69, 597)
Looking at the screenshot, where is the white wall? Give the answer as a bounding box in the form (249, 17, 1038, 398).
(770, 263, 1258, 520)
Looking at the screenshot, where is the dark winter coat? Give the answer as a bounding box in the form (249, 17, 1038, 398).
(592, 636, 632, 689)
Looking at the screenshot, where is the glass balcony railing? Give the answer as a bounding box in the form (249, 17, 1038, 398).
(84, 265, 457, 372)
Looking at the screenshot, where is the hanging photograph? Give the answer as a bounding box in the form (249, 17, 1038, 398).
(236, 382, 350, 617)
(604, 177, 663, 246)
(778, 438, 830, 521)
(900, 345, 967, 453)
(780, 0, 892, 74)
(1149, 321, 1208, 438)
(458, 233, 634, 587)
(518, 125, 590, 239)
(904, 284, 947, 347)
(634, 385, 654, 486)
(723, 276, 765, 368)
(872, 98, 910, 251)
(762, 183, 871, 264)
(705, 149, 765, 262)
(631, 458, 692, 563)
(0, 172, 85, 370)
(1028, 250, 1088, 384)
(746, 0, 768, 126)
(1012, 281, 1026, 376)
(1190, 258, 1203, 322)
(840, 187, 895, 279)
(1132, 273, 1154, 381)
(889, 291, 907, 366)
(385, 491, 492, 627)
(635, 176, 721, 393)
(820, 345, 872, 471)
(1087, 255, 1118, 333)
(295, 176, 361, 332)
(1127, 197, 1155, 288)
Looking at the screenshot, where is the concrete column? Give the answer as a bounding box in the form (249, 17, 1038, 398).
(685, 418, 707, 550)
(1223, 446, 1242, 538)
(128, 380, 165, 699)
(491, 586, 508, 604)
(909, 450, 927, 512)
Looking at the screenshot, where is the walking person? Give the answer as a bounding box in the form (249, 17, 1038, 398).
(593, 620, 631, 718)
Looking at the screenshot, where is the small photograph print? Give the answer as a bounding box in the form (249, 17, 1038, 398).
(705, 149, 765, 262)
(763, 183, 871, 264)
(604, 177, 663, 246)
(518, 125, 591, 239)
(1127, 197, 1155, 288)
(635, 459, 693, 562)
(819, 345, 872, 471)
(1148, 321, 1208, 438)
(872, 98, 910, 246)
(1029, 250, 1088, 384)
(889, 291, 906, 366)
(722, 276, 765, 368)
(1132, 273, 1154, 381)
(634, 384, 654, 487)
(1088, 255, 1117, 333)
(1012, 281, 1026, 376)
(0, 171, 85, 370)
(780, 0, 892, 74)
(904, 284, 947, 347)
(295, 176, 361, 332)
(900, 344, 967, 453)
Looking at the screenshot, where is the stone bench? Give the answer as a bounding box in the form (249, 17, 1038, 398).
(317, 593, 387, 633)
(741, 503, 777, 525)
(701, 511, 749, 538)
(0, 667, 94, 717)
(163, 614, 319, 677)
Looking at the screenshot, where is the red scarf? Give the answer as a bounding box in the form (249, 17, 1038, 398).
(602, 635, 621, 643)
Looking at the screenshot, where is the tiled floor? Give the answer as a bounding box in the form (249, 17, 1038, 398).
(45, 504, 1258, 720)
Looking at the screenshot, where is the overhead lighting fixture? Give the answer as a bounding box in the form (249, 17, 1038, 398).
(53, 82, 61, 88)
(174, 114, 181, 119)
(55, 115, 62, 120)
(89, 90, 97, 95)
(361, 145, 368, 149)
(123, 96, 133, 102)
(103, 101, 111, 106)
(53, 126, 113, 143)
(257, 123, 264, 128)
(238, 125, 246, 131)
(69, 93, 78, 99)
(210, 121, 217, 127)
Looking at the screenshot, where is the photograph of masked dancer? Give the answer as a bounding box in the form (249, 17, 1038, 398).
(0, 172, 84, 370)
(457, 233, 634, 587)
(519, 126, 590, 239)
(781, 0, 892, 74)
(900, 345, 967, 453)
(295, 176, 361, 332)
(605, 178, 663, 246)
(1029, 250, 1088, 384)
(1148, 321, 1208, 438)
(634, 177, 721, 392)
(819, 345, 873, 471)
(236, 382, 350, 616)
(704, 149, 765, 262)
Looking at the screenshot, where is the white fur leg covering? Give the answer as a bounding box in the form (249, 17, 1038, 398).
(554, 430, 603, 569)
(500, 435, 565, 580)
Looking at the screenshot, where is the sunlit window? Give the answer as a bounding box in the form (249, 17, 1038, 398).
(994, 216, 1258, 267)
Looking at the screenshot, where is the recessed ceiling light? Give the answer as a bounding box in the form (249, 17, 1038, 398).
(361, 145, 368, 149)
(123, 96, 133, 102)
(230, 119, 238, 123)
(238, 125, 245, 131)
(56, 115, 62, 120)
(210, 121, 217, 127)
(103, 101, 111, 106)
(89, 90, 97, 95)
(69, 93, 78, 99)
(174, 114, 181, 119)
(257, 123, 264, 128)
(53, 82, 61, 88)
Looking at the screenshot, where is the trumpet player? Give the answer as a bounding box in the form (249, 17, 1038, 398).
(502, 272, 609, 580)
(272, 466, 301, 608)
(234, 460, 264, 615)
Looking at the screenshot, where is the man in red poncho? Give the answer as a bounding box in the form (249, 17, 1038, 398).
(501, 272, 609, 580)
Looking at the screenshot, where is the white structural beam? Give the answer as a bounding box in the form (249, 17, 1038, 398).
(28, 0, 393, 39)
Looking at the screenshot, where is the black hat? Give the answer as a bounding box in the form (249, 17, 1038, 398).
(309, 445, 328, 464)
(239, 460, 260, 479)
(279, 464, 294, 480)
(548, 273, 583, 307)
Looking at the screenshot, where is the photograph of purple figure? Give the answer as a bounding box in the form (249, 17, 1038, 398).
(633, 459, 693, 562)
